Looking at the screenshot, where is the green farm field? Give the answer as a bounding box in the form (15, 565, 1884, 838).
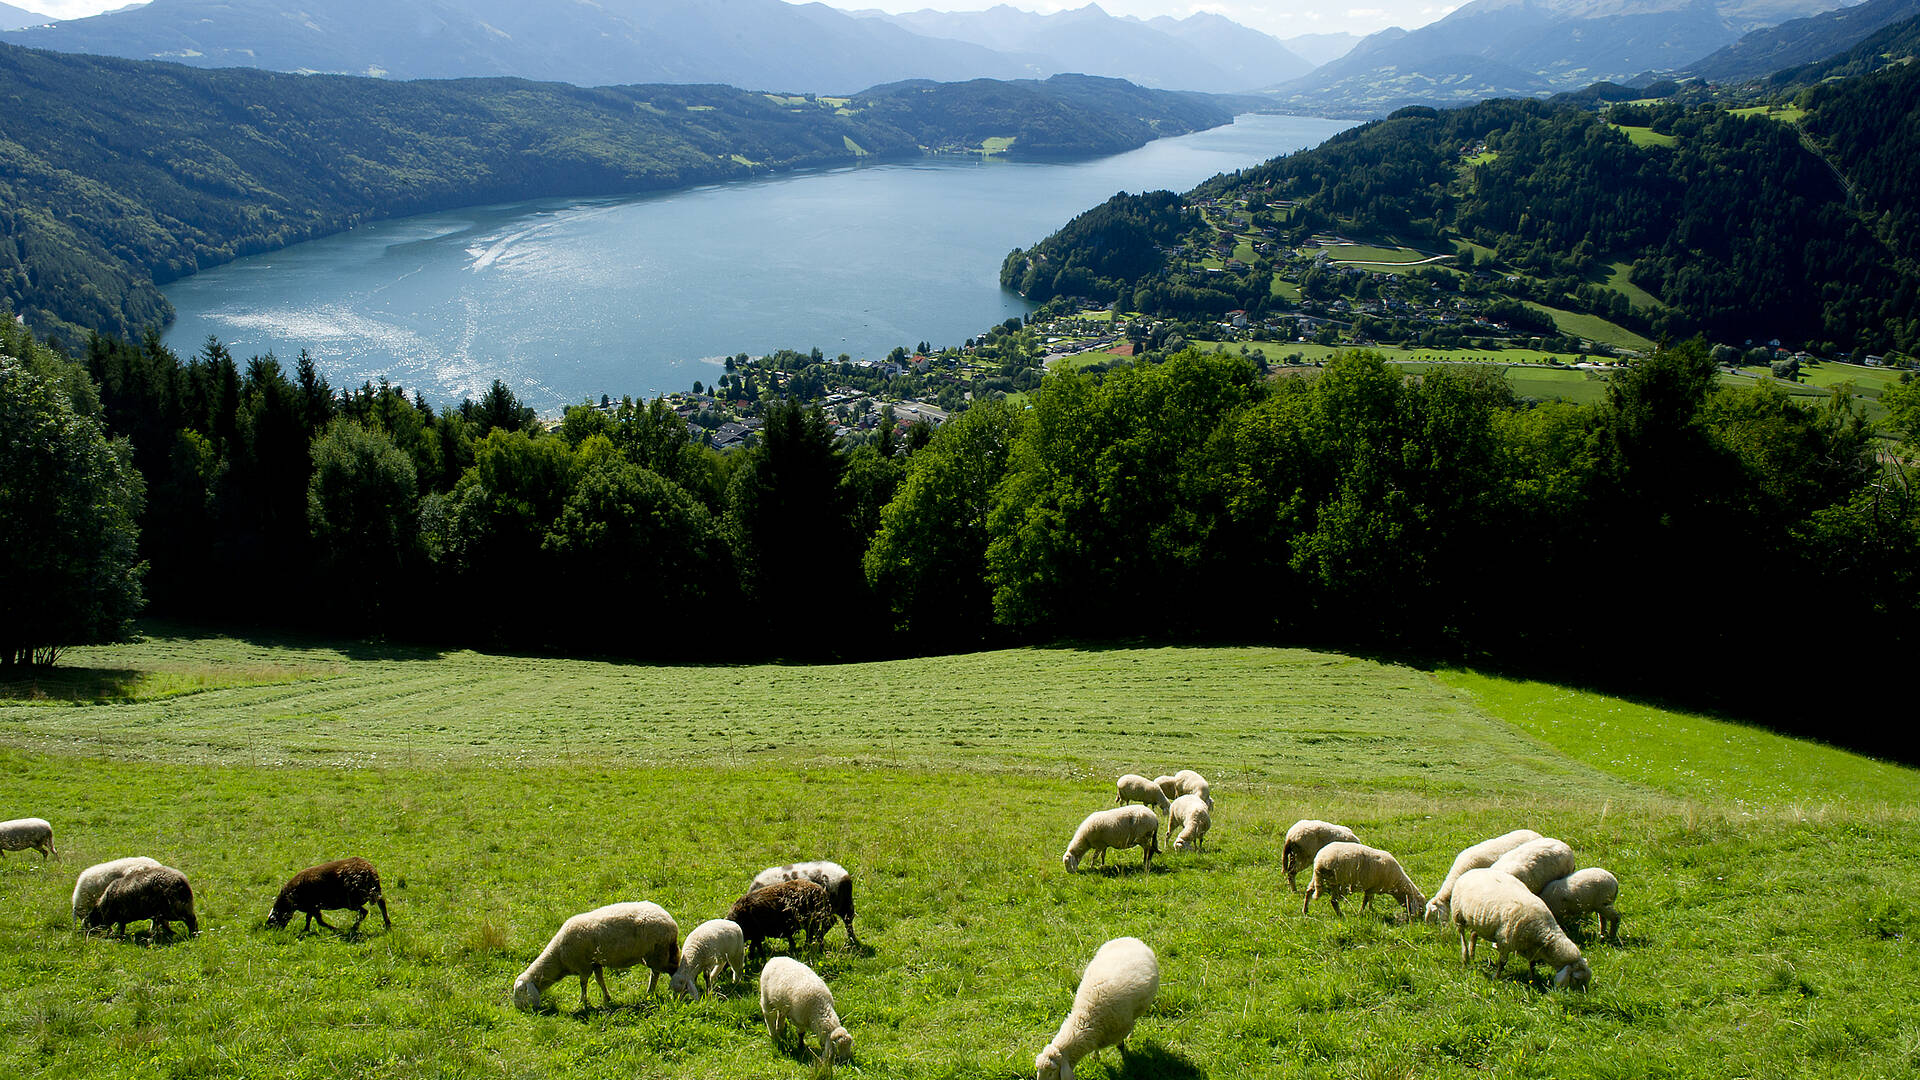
(2, 628, 1916, 1079)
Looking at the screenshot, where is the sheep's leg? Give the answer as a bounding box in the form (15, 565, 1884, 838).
(842, 916, 860, 946)
(376, 895, 391, 930)
(303, 912, 316, 932)
(347, 908, 368, 935)
(1458, 928, 1473, 964)
(1328, 895, 1343, 917)
(1302, 888, 1315, 915)
(1361, 891, 1374, 912)
(765, 1008, 783, 1041)
(595, 966, 615, 1006)
(312, 910, 335, 932)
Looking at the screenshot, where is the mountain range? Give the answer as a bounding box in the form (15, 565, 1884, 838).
(1263, 0, 1852, 113)
(1, 0, 1324, 94)
(1684, 0, 1920, 80)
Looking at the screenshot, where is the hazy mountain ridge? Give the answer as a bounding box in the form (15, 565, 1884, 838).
(1265, 0, 1847, 114)
(852, 3, 1312, 92)
(0, 0, 1037, 93)
(0, 1, 48, 32)
(1685, 0, 1916, 80)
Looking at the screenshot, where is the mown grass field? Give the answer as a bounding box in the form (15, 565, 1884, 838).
(2, 628, 1916, 1079)
(1521, 302, 1656, 353)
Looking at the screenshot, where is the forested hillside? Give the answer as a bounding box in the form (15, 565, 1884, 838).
(1006, 60, 1920, 357)
(0, 44, 1231, 344)
(1684, 0, 1920, 84)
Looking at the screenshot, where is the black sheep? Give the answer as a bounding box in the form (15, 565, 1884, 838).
(725, 879, 835, 959)
(86, 864, 198, 938)
(267, 856, 391, 934)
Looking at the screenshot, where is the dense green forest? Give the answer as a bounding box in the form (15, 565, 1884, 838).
(1004, 53, 1920, 358)
(8, 308, 1917, 759)
(0, 43, 1231, 344)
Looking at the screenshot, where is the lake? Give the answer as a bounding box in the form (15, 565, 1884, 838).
(161, 113, 1352, 412)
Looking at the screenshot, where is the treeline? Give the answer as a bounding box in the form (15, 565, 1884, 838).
(0, 42, 1230, 345)
(35, 314, 1920, 758)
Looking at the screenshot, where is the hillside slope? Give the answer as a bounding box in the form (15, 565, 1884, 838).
(1684, 0, 1920, 81)
(0, 43, 1229, 343)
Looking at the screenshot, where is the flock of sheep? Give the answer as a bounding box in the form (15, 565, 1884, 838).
(6, 770, 1623, 1078)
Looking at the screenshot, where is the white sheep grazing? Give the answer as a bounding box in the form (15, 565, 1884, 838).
(1302, 841, 1427, 918)
(1152, 775, 1180, 800)
(1488, 837, 1576, 894)
(1114, 774, 1170, 815)
(1172, 769, 1213, 809)
(669, 918, 746, 1000)
(1062, 806, 1161, 873)
(71, 856, 162, 928)
(760, 955, 853, 1065)
(1540, 868, 1621, 942)
(513, 901, 680, 1012)
(1424, 828, 1544, 925)
(1036, 936, 1159, 1080)
(1167, 793, 1210, 852)
(0, 817, 57, 859)
(1281, 819, 1360, 892)
(1450, 868, 1591, 989)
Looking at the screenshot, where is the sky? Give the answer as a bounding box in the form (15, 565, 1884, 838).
(20, 1, 1455, 40)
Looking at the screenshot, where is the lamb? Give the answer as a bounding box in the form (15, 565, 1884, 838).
(1488, 837, 1576, 894)
(1035, 936, 1159, 1080)
(749, 860, 860, 946)
(1281, 819, 1359, 892)
(266, 856, 391, 935)
(83, 863, 197, 939)
(1166, 793, 1210, 852)
(1172, 769, 1213, 809)
(726, 878, 837, 960)
(1302, 841, 1426, 918)
(71, 856, 161, 929)
(1423, 828, 1544, 924)
(760, 955, 854, 1065)
(0, 817, 57, 859)
(512, 901, 680, 1012)
(669, 918, 746, 1000)
(1540, 868, 1621, 942)
(1450, 868, 1591, 989)
(1062, 805, 1160, 873)
(1114, 774, 1170, 815)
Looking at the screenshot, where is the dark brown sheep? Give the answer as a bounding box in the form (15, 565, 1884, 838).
(725, 879, 836, 960)
(267, 856, 391, 934)
(85, 864, 197, 939)
(749, 861, 860, 946)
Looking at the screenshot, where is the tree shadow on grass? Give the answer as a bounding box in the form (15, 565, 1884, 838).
(0, 666, 146, 702)
(1118, 1041, 1207, 1079)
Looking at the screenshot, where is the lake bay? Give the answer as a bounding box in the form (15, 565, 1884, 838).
(162, 113, 1352, 412)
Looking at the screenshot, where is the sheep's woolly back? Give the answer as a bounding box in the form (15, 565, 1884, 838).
(1282, 820, 1359, 879)
(88, 863, 195, 935)
(1425, 829, 1543, 923)
(760, 956, 852, 1061)
(1114, 774, 1170, 813)
(1152, 775, 1180, 799)
(72, 856, 161, 923)
(1307, 842, 1426, 915)
(1451, 869, 1588, 983)
(1173, 770, 1212, 808)
(517, 901, 680, 998)
(1040, 937, 1159, 1078)
(0, 817, 55, 853)
(1541, 868, 1621, 935)
(1488, 838, 1576, 894)
(1063, 806, 1160, 869)
(1168, 794, 1210, 851)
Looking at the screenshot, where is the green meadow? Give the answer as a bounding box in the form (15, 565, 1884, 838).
(1, 628, 1915, 1079)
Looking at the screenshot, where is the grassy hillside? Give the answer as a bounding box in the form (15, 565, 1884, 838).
(1, 628, 1915, 1079)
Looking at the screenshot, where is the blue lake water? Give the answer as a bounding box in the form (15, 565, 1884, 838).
(162, 113, 1352, 411)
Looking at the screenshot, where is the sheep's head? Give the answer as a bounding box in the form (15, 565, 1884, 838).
(1553, 958, 1592, 991)
(1061, 851, 1081, 873)
(511, 974, 544, 1011)
(1424, 897, 1450, 926)
(265, 898, 296, 929)
(828, 1026, 854, 1062)
(1036, 1043, 1068, 1080)
(668, 969, 699, 1001)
